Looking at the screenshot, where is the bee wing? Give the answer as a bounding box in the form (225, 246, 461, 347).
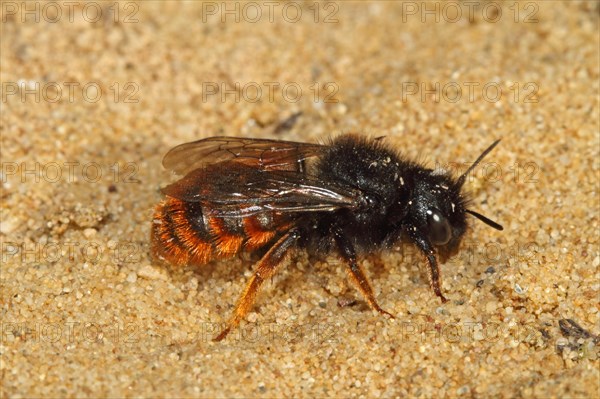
(163, 136, 327, 175)
(161, 163, 364, 217)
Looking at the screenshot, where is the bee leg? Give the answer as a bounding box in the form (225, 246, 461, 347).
(423, 252, 448, 303)
(213, 229, 300, 341)
(410, 237, 447, 303)
(333, 228, 395, 319)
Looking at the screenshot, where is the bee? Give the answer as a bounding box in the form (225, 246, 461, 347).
(151, 134, 503, 341)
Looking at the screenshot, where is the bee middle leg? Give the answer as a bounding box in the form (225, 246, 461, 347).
(213, 229, 300, 341)
(332, 228, 395, 319)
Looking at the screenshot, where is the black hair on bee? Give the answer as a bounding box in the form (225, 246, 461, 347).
(152, 133, 503, 340)
(297, 135, 503, 301)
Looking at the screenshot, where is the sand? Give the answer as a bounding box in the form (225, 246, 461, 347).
(1, 1, 599, 397)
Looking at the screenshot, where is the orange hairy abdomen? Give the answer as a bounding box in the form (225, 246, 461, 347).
(151, 197, 290, 267)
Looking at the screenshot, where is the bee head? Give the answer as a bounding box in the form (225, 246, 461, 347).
(406, 170, 467, 252)
(405, 140, 503, 253)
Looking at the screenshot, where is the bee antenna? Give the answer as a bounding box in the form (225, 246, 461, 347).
(466, 209, 504, 231)
(457, 139, 502, 188)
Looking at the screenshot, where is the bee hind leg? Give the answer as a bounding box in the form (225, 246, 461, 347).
(213, 229, 300, 341)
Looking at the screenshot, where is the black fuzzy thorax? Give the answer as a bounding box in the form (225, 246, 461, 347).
(297, 135, 414, 253)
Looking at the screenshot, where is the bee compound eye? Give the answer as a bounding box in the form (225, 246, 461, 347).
(427, 208, 451, 245)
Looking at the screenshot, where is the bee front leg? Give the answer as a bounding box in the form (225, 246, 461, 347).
(410, 235, 448, 303)
(424, 252, 447, 303)
(332, 228, 395, 319)
(213, 229, 300, 341)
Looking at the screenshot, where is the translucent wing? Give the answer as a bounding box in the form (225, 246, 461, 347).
(163, 136, 327, 175)
(161, 163, 364, 218)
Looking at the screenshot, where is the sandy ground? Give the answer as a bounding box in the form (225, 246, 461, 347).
(1, 1, 599, 397)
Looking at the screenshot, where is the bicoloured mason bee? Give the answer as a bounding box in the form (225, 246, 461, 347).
(152, 134, 503, 341)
